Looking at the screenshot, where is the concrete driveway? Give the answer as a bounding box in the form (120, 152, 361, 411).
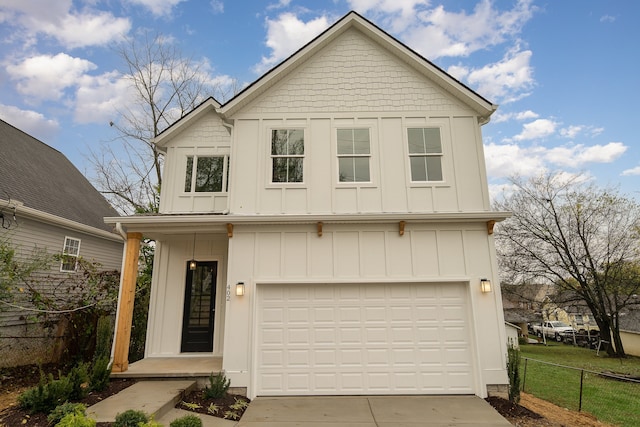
(236, 395, 512, 426)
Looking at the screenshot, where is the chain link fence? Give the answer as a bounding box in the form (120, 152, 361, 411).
(521, 357, 640, 427)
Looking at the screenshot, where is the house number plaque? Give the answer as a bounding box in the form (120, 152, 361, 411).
(226, 284, 231, 301)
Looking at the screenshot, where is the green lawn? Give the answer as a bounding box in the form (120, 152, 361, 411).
(520, 340, 640, 427)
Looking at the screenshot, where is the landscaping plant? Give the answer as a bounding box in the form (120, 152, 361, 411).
(203, 371, 230, 399)
(18, 370, 75, 414)
(507, 339, 521, 404)
(114, 409, 149, 426)
(55, 412, 97, 427)
(48, 402, 88, 425)
(170, 414, 203, 427)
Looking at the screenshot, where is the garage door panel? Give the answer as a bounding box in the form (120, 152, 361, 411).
(256, 282, 475, 395)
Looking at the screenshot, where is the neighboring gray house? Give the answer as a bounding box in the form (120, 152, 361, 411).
(0, 118, 123, 367)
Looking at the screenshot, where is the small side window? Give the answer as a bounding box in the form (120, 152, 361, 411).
(407, 128, 443, 182)
(337, 128, 370, 182)
(184, 156, 229, 192)
(271, 129, 304, 183)
(61, 237, 81, 272)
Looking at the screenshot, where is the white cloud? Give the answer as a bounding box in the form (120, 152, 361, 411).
(560, 125, 584, 139)
(492, 109, 538, 123)
(1, 2, 130, 49)
(463, 47, 534, 103)
(254, 13, 330, 74)
(403, 0, 536, 59)
(6, 53, 97, 102)
(600, 15, 615, 23)
(512, 118, 558, 141)
(0, 104, 59, 140)
(546, 142, 627, 167)
(210, 0, 224, 14)
(74, 71, 131, 124)
(621, 166, 640, 176)
(125, 0, 186, 17)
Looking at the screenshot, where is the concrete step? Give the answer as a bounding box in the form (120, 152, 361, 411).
(87, 380, 197, 423)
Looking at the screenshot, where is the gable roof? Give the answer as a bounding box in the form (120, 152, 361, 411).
(0, 119, 120, 233)
(154, 11, 498, 142)
(220, 11, 497, 120)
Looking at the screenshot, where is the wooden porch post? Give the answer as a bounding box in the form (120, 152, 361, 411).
(112, 232, 143, 373)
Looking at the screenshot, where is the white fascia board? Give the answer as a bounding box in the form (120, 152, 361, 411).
(153, 98, 221, 151)
(2, 199, 123, 242)
(106, 211, 511, 235)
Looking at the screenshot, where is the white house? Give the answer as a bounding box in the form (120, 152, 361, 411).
(107, 11, 510, 399)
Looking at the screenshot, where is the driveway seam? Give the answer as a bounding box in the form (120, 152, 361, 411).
(366, 397, 380, 427)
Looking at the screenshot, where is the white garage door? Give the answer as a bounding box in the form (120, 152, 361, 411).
(255, 282, 475, 395)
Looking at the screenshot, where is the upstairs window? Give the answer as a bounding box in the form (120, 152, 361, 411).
(337, 128, 370, 182)
(61, 237, 80, 272)
(407, 128, 443, 182)
(271, 129, 304, 183)
(185, 155, 229, 193)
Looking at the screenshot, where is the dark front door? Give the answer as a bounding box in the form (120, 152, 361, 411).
(181, 261, 217, 352)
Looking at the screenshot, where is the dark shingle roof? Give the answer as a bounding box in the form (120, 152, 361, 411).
(0, 119, 119, 232)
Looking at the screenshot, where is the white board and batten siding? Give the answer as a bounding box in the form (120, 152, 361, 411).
(223, 222, 507, 397)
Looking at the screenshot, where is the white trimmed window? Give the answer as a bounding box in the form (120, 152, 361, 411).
(61, 237, 81, 272)
(185, 155, 229, 192)
(407, 128, 443, 182)
(271, 129, 304, 183)
(337, 128, 370, 182)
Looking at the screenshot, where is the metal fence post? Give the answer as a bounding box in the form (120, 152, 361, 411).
(522, 357, 528, 392)
(579, 369, 584, 412)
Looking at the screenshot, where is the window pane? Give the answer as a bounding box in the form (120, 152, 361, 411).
(426, 157, 443, 181)
(408, 128, 425, 154)
(424, 128, 442, 153)
(353, 129, 370, 154)
(337, 129, 353, 154)
(288, 129, 304, 155)
(288, 158, 303, 182)
(184, 156, 194, 192)
(271, 130, 287, 155)
(272, 158, 288, 182)
(353, 157, 370, 181)
(195, 157, 224, 192)
(338, 157, 353, 182)
(410, 156, 427, 181)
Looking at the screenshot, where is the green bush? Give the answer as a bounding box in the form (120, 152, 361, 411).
(55, 412, 96, 427)
(90, 355, 111, 392)
(67, 363, 89, 400)
(114, 409, 149, 427)
(203, 372, 230, 399)
(48, 402, 87, 425)
(170, 414, 202, 427)
(94, 316, 113, 360)
(507, 339, 521, 404)
(18, 371, 72, 414)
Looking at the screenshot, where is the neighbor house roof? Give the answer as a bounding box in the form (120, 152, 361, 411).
(0, 119, 120, 233)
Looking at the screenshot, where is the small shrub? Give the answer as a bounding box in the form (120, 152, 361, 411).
(94, 316, 113, 360)
(18, 371, 72, 414)
(169, 414, 202, 427)
(67, 363, 89, 400)
(48, 402, 87, 425)
(203, 371, 230, 399)
(507, 339, 521, 404)
(55, 412, 96, 427)
(114, 409, 149, 427)
(90, 356, 111, 392)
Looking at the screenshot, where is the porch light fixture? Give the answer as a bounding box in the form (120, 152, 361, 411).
(189, 233, 197, 270)
(236, 282, 245, 296)
(480, 278, 492, 293)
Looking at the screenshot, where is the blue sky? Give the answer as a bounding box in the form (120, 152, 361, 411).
(0, 0, 638, 199)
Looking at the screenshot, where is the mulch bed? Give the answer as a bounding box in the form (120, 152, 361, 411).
(486, 396, 545, 424)
(176, 389, 250, 422)
(0, 363, 136, 427)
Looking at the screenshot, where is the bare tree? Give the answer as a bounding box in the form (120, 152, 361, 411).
(90, 31, 236, 214)
(495, 173, 640, 357)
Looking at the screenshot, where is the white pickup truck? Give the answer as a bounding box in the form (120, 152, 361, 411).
(532, 321, 576, 342)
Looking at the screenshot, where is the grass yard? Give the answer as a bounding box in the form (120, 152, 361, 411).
(520, 340, 640, 427)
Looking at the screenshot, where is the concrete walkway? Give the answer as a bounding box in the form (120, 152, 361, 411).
(237, 395, 512, 426)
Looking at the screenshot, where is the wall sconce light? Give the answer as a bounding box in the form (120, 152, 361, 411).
(236, 282, 245, 296)
(480, 278, 492, 293)
(189, 233, 197, 270)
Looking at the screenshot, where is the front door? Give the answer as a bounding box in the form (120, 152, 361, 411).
(181, 261, 217, 352)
